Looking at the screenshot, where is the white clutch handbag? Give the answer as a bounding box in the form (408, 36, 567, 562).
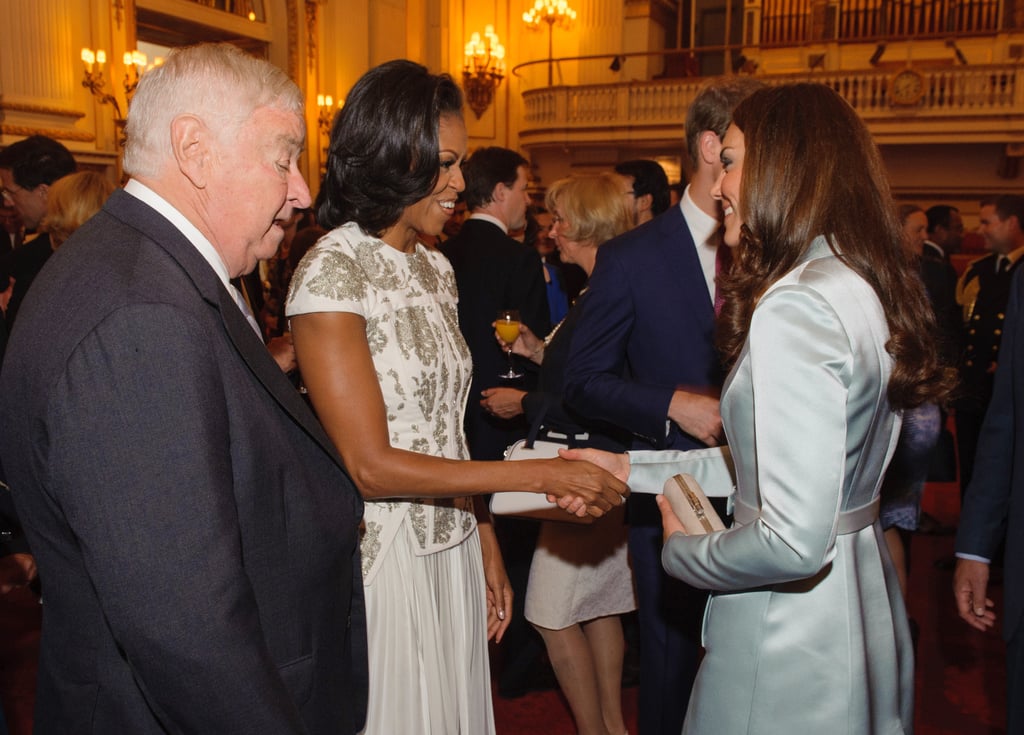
(662, 473, 727, 534)
(489, 437, 592, 523)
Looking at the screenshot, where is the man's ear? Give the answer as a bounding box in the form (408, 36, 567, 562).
(491, 181, 507, 205)
(170, 114, 210, 189)
(636, 192, 654, 216)
(698, 130, 721, 167)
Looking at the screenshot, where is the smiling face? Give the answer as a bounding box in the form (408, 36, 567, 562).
(712, 123, 745, 247)
(205, 104, 311, 277)
(386, 113, 467, 251)
(978, 203, 1017, 255)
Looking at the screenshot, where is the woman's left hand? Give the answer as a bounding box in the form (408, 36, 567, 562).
(656, 494, 687, 543)
(477, 521, 513, 642)
(480, 387, 526, 419)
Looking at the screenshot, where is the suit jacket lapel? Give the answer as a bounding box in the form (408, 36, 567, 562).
(103, 191, 345, 467)
(657, 206, 715, 325)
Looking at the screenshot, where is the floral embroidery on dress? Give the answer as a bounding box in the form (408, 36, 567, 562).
(410, 249, 441, 294)
(409, 502, 427, 547)
(433, 505, 457, 545)
(366, 315, 388, 355)
(394, 306, 438, 365)
(352, 240, 404, 291)
(361, 520, 383, 578)
(301, 251, 370, 302)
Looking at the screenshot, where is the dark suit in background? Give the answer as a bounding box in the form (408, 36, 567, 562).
(955, 266, 1024, 732)
(0, 233, 53, 329)
(564, 204, 722, 734)
(440, 216, 550, 461)
(0, 190, 367, 734)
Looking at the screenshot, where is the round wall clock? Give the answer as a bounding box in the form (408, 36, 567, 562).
(889, 68, 926, 106)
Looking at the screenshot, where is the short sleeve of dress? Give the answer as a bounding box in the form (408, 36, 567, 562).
(285, 224, 369, 319)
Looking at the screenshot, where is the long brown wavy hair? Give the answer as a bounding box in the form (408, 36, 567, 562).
(715, 83, 955, 410)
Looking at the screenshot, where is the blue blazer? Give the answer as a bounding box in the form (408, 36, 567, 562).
(956, 266, 1024, 642)
(564, 204, 722, 453)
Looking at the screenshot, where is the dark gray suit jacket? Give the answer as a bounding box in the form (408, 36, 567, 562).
(0, 190, 367, 734)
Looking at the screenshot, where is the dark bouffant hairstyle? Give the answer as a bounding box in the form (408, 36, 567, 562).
(716, 83, 955, 410)
(316, 60, 463, 235)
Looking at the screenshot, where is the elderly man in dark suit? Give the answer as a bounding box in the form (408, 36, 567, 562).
(0, 43, 366, 735)
(563, 76, 763, 735)
(954, 264, 1024, 733)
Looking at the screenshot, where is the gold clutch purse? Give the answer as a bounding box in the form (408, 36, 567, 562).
(663, 473, 726, 535)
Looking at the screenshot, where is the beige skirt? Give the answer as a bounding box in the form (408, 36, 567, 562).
(524, 506, 637, 630)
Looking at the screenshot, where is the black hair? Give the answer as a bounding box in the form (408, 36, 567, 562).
(614, 159, 671, 216)
(0, 135, 77, 190)
(317, 60, 463, 235)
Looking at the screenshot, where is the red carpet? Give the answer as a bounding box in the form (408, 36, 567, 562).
(493, 480, 1008, 734)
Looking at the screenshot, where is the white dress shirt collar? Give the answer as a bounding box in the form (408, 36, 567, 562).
(123, 179, 232, 290)
(679, 185, 720, 303)
(468, 212, 509, 235)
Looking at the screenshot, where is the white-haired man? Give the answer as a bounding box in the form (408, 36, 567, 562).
(0, 43, 366, 734)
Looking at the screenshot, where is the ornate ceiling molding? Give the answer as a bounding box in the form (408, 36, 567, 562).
(1, 124, 95, 142)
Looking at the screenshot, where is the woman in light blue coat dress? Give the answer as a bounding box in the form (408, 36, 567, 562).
(577, 84, 956, 733)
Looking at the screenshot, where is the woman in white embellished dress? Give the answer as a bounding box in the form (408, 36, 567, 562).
(285, 60, 627, 735)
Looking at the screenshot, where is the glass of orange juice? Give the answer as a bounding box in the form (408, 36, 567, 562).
(496, 309, 523, 379)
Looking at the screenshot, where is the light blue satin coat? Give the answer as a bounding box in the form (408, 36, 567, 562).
(629, 238, 914, 734)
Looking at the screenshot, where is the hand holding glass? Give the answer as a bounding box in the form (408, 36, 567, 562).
(496, 310, 524, 379)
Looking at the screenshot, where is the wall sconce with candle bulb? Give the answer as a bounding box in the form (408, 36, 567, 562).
(81, 47, 159, 137)
(316, 94, 338, 135)
(463, 26, 505, 119)
(315, 94, 339, 175)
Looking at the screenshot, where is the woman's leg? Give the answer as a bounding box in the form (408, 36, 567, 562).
(536, 623, 610, 735)
(582, 615, 628, 735)
(884, 525, 908, 599)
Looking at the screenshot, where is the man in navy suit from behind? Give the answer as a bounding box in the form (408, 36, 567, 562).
(0, 44, 366, 734)
(564, 76, 763, 735)
(954, 263, 1024, 733)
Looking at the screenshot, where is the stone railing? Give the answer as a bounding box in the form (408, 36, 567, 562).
(519, 63, 1024, 146)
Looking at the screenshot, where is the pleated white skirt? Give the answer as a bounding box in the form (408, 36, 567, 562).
(360, 521, 495, 735)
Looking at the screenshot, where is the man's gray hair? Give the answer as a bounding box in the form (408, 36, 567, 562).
(122, 43, 303, 179)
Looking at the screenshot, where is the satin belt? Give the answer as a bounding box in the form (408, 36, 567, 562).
(732, 496, 880, 535)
